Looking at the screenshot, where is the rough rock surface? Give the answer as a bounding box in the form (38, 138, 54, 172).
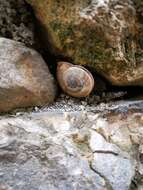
(0, 101, 143, 190)
(0, 37, 57, 112)
(0, 0, 35, 46)
(27, 0, 143, 86)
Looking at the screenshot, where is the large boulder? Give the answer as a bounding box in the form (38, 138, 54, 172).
(26, 0, 143, 86)
(0, 101, 143, 189)
(0, 37, 57, 112)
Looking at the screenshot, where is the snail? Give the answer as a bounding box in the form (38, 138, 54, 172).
(57, 61, 94, 97)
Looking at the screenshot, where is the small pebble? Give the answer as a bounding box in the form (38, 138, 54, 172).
(41, 91, 126, 112)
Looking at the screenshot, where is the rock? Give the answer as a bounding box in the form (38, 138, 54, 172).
(92, 153, 135, 190)
(26, 0, 143, 86)
(0, 0, 35, 46)
(0, 37, 57, 112)
(0, 101, 143, 189)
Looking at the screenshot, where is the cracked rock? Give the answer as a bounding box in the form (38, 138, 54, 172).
(0, 101, 143, 189)
(89, 130, 120, 155)
(92, 153, 135, 190)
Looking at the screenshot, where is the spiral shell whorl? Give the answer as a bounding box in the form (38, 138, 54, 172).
(57, 62, 94, 97)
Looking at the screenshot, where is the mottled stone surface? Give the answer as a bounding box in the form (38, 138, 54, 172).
(0, 0, 35, 46)
(27, 0, 143, 86)
(0, 37, 57, 112)
(0, 101, 143, 189)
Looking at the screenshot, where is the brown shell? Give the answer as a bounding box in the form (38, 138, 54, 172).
(57, 62, 94, 97)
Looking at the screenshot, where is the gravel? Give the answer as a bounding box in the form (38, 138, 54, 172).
(36, 91, 127, 112)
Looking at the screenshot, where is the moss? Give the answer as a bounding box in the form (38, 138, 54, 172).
(58, 23, 74, 42)
(73, 27, 114, 72)
(49, 21, 74, 45)
(29, 0, 116, 72)
(49, 18, 130, 77)
(49, 19, 115, 71)
(27, 0, 143, 85)
(49, 21, 62, 33)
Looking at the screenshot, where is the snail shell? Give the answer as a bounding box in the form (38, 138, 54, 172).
(57, 62, 94, 97)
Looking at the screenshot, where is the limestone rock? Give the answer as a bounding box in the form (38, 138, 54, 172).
(0, 37, 57, 112)
(27, 0, 143, 86)
(0, 101, 143, 189)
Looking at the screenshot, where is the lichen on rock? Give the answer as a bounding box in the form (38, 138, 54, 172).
(26, 0, 143, 86)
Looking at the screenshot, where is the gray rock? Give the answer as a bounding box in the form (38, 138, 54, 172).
(0, 101, 143, 189)
(0, 114, 106, 190)
(92, 153, 135, 190)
